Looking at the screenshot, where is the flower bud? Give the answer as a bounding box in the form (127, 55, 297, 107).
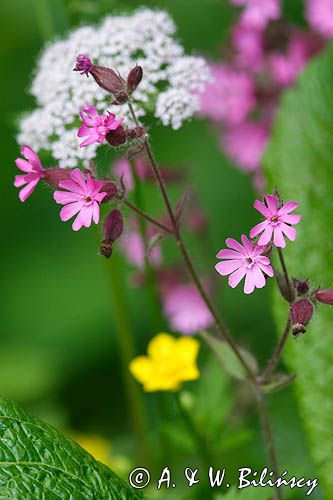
(292, 278, 310, 296)
(105, 126, 128, 147)
(315, 289, 333, 305)
(290, 299, 314, 336)
(127, 66, 143, 94)
(100, 209, 123, 258)
(43, 168, 72, 187)
(100, 180, 117, 202)
(74, 54, 93, 75)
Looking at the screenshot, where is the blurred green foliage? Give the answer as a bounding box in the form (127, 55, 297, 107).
(0, 0, 324, 498)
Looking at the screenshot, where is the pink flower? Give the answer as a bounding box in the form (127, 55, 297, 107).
(269, 33, 323, 87)
(121, 230, 162, 270)
(250, 194, 301, 248)
(222, 121, 270, 172)
(163, 283, 214, 335)
(53, 168, 107, 231)
(232, 22, 264, 71)
(306, 0, 333, 38)
(78, 105, 124, 147)
(14, 145, 45, 202)
(112, 157, 148, 191)
(231, 0, 281, 28)
(215, 235, 273, 294)
(199, 64, 256, 125)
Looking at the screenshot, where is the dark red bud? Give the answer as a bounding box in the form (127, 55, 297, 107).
(292, 279, 310, 296)
(100, 180, 117, 202)
(290, 299, 314, 336)
(43, 168, 72, 187)
(100, 209, 123, 258)
(90, 66, 127, 96)
(105, 126, 128, 147)
(315, 289, 333, 305)
(127, 66, 143, 93)
(111, 92, 129, 105)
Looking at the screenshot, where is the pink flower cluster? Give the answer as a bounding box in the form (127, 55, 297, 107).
(199, 0, 326, 189)
(215, 194, 301, 293)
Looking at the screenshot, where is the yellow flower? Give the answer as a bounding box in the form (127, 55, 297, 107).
(129, 333, 200, 392)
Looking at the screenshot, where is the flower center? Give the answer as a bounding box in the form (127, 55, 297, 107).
(245, 257, 255, 268)
(85, 196, 92, 204)
(271, 215, 279, 223)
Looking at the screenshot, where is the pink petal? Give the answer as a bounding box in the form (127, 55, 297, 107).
(92, 201, 100, 224)
(228, 266, 247, 288)
(244, 269, 255, 294)
(226, 237, 246, 254)
(18, 179, 39, 202)
(280, 213, 301, 224)
(57, 180, 85, 195)
(257, 225, 273, 245)
(273, 227, 286, 248)
(69, 169, 87, 192)
(21, 145, 42, 169)
(59, 201, 83, 221)
(77, 205, 93, 228)
(216, 249, 243, 260)
(94, 191, 107, 203)
(250, 220, 269, 238)
(72, 213, 84, 231)
(280, 223, 297, 241)
(14, 175, 27, 187)
(257, 263, 274, 277)
(264, 194, 278, 214)
(256, 255, 271, 266)
(77, 125, 92, 137)
(241, 234, 254, 253)
(252, 266, 266, 288)
(80, 135, 99, 147)
(15, 158, 33, 173)
(107, 117, 124, 131)
(253, 199, 270, 218)
(278, 201, 298, 215)
(215, 260, 243, 276)
(53, 190, 82, 205)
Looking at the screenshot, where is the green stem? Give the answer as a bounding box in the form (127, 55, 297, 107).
(277, 248, 294, 303)
(105, 259, 150, 464)
(260, 317, 291, 384)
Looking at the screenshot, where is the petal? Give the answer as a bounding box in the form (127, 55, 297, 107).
(69, 169, 87, 192)
(216, 249, 243, 260)
(107, 117, 124, 130)
(14, 175, 27, 187)
(249, 220, 269, 238)
(228, 266, 247, 288)
(257, 263, 274, 277)
(94, 191, 107, 203)
(15, 158, 33, 173)
(77, 205, 93, 228)
(92, 201, 100, 224)
(253, 199, 271, 218)
(72, 213, 84, 231)
(244, 269, 255, 294)
(21, 145, 42, 169)
(215, 260, 243, 276)
(252, 266, 266, 288)
(226, 237, 246, 254)
(18, 179, 39, 202)
(280, 223, 297, 241)
(241, 234, 254, 253)
(256, 255, 271, 266)
(77, 125, 92, 137)
(53, 190, 82, 205)
(280, 214, 301, 225)
(59, 201, 83, 221)
(264, 194, 278, 214)
(80, 135, 99, 147)
(57, 180, 85, 195)
(257, 225, 273, 246)
(278, 201, 298, 215)
(273, 227, 286, 248)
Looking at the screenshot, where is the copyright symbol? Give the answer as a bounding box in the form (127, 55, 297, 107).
(129, 468, 150, 489)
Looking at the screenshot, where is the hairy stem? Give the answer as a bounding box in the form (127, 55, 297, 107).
(261, 317, 291, 384)
(277, 248, 293, 303)
(122, 199, 173, 234)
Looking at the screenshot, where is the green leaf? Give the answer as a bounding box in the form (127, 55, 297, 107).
(200, 332, 258, 381)
(263, 43, 333, 496)
(0, 396, 143, 499)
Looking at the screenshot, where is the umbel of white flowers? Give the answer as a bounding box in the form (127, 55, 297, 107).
(18, 8, 211, 168)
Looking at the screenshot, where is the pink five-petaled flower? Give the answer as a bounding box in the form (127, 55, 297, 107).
(250, 194, 301, 248)
(78, 105, 124, 147)
(14, 145, 45, 202)
(53, 168, 107, 231)
(215, 235, 273, 294)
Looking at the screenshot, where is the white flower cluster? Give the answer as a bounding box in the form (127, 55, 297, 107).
(18, 8, 211, 167)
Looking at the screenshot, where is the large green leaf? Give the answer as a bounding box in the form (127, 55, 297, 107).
(263, 44, 333, 496)
(0, 396, 143, 499)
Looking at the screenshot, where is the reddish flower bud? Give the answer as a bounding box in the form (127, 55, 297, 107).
(292, 279, 310, 296)
(100, 180, 117, 202)
(74, 54, 93, 75)
(290, 299, 314, 336)
(315, 289, 333, 305)
(43, 168, 72, 187)
(100, 209, 123, 258)
(105, 126, 128, 147)
(127, 65, 143, 94)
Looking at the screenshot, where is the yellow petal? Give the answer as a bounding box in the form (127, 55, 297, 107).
(129, 356, 153, 385)
(147, 332, 177, 361)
